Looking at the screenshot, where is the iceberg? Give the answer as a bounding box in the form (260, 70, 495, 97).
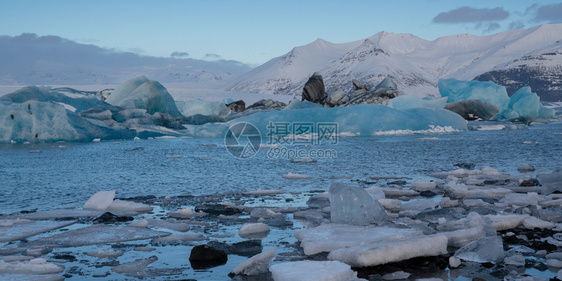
(187, 104, 467, 138)
(270, 260, 358, 281)
(329, 183, 389, 225)
(0, 101, 136, 143)
(387, 95, 447, 110)
(295, 223, 422, 255)
(494, 86, 555, 120)
(327, 234, 448, 267)
(105, 76, 182, 117)
(83, 190, 115, 211)
(0, 86, 109, 112)
(439, 79, 510, 112)
(176, 99, 231, 117)
(230, 248, 277, 276)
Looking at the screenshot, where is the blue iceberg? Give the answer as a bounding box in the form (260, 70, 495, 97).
(439, 79, 510, 112)
(387, 95, 447, 110)
(494, 86, 555, 120)
(105, 76, 182, 117)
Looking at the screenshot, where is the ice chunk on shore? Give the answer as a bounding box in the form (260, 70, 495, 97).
(231, 248, 277, 276)
(177, 99, 230, 117)
(106, 199, 152, 213)
(439, 79, 510, 112)
(295, 223, 423, 255)
(239, 223, 270, 239)
(85, 249, 124, 259)
(0, 220, 76, 243)
(329, 183, 388, 225)
(537, 167, 562, 195)
(168, 207, 207, 219)
(0, 258, 64, 274)
(105, 76, 181, 117)
(455, 236, 504, 263)
(411, 179, 437, 192)
(270, 260, 358, 281)
(21, 225, 170, 248)
(111, 256, 158, 274)
(83, 190, 116, 211)
(328, 234, 448, 267)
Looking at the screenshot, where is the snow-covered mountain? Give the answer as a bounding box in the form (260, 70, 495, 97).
(0, 33, 252, 87)
(226, 24, 562, 101)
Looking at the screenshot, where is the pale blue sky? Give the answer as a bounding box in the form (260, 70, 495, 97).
(1, 0, 562, 65)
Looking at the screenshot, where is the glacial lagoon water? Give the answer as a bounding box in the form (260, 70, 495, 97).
(0, 121, 561, 280)
(1, 122, 561, 215)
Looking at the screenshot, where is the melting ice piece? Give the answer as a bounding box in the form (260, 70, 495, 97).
(295, 223, 423, 255)
(0, 220, 76, 243)
(329, 182, 389, 225)
(21, 225, 170, 248)
(454, 236, 504, 263)
(83, 190, 116, 211)
(231, 248, 277, 276)
(282, 173, 311, 179)
(0, 258, 64, 274)
(85, 249, 124, 259)
(537, 167, 562, 195)
(111, 255, 158, 274)
(328, 234, 448, 267)
(238, 223, 270, 239)
(270, 260, 358, 281)
(106, 199, 153, 213)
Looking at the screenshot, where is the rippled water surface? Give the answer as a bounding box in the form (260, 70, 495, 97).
(1, 122, 561, 215)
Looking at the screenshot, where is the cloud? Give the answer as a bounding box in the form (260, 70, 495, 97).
(508, 21, 525, 30)
(533, 2, 562, 23)
(170, 51, 189, 58)
(433, 6, 509, 23)
(205, 53, 222, 59)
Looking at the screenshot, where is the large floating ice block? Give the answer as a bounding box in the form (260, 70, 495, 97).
(270, 260, 358, 281)
(328, 234, 448, 267)
(176, 99, 231, 117)
(439, 79, 510, 112)
(494, 86, 555, 120)
(329, 183, 389, 225)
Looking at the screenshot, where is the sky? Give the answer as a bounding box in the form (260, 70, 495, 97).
(1, 0, 562, 66)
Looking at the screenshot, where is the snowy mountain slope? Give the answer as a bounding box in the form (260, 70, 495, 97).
(225, 24, 562, 100)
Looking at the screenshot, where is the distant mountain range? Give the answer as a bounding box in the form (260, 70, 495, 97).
(226, 24, 562, 101)
(0, 33, 252, 86)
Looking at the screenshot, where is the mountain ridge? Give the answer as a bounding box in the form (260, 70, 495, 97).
(225, 24, 562, 101)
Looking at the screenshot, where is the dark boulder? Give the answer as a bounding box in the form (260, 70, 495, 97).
(444, 100, 499, 121)
(302, 72, 326, 104)
(226, 100, 246, 113)
(247, 99, 287, 110)
(189, 245, 228, 269)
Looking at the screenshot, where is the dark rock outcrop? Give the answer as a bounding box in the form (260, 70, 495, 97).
(347, 77, 402, 106)
(226, 100, 246, 113)
(189, 245, 228, 269)
(247, 99, 287, 110)
(302, 72, 326, 104)
(444, 99, 499, 121)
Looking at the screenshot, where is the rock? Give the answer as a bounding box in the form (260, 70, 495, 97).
(93, 212, 134, 223)
(302, 72, 327, 104)
(352, 79, 368, 91)
(226, 100, 246, 113)
(444, 99, 499, 120)
(324, 88, 349, 107)
(194, 204, 241, 216)
(454, 163, 476, 170)
(246, 99, 286, 110)
(189, 245, 228, 269)
(207, 240, 263, 257)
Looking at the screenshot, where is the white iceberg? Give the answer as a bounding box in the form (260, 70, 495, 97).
(83, 190, 116, 211)
(329, 183, 389, 225)
(231, 248, 277, 276)
(295, 223, 422, 255)
(270, 260, 358, 281)
(176, 99, 231, 117)
(105, 76, 182, 117)
(328, 234, 448, 267)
